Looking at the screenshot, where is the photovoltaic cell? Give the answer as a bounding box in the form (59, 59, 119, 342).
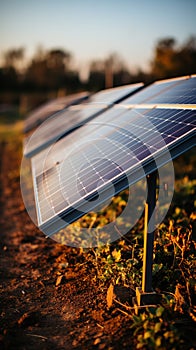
(29, 76, 196, 236)
(24, 83, 143, 157)
(147, 76, 196, 104)
(32, 103, 196, 235)
(123, 75, 196, 105)
(24, 105, 108, 158)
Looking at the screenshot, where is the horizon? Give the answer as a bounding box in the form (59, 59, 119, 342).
(1, 0, 196, 79)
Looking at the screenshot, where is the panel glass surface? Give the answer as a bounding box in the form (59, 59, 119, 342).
(24, 105, 109, 158)
(24, 92, 90, 133)
(24, 84, 143, 157)
(89, 83, 143, 103)
(32, 106, 196, 233)
(123, 76, 196, 105)
(147, 76, 196, 104)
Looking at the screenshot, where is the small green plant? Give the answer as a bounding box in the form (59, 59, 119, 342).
(131, 303, 185, 349)
(90, 236, 144, 287)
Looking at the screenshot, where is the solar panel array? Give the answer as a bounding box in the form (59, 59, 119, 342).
(24, 91, 90, 133)
(27, 76, 196, 237)
(24, 83, 143, 157)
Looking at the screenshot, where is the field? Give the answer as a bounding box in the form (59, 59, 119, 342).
(0, 115, 196, 350)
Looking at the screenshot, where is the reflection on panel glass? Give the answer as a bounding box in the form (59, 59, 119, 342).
(32, 106, 195, 234)
(24, 83, 143, 157)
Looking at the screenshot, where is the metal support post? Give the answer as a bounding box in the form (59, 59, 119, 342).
(135, 171, 160, 307)
(142, 171, 157, 292)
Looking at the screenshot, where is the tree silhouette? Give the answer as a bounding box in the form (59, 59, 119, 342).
(3, 47, 25, 70)
(0, 48, 25, 91)
(151, 36, 196, 79)
(0, 35, 196, 108)
(88, 53, 133, 91)
(24, 47, 80, 92)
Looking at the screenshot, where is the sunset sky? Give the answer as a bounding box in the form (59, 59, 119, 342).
(1, 0, 196, 78)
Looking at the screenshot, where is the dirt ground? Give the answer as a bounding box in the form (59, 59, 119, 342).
(0, 140, 137, 349)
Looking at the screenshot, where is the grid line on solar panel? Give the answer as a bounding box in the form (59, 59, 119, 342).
(122, 75, 196, 106)
(24, 84, 143, 158)
(29, 75, 195, 232)
(47, 121, 191, 186)
(32, 105, 195, 177)
(24, 105, 110, 157)
(24, 92, 90, 133)
(32, 105, 196, 230)
(146, 78, 196, 104)
(25, 76, 196, 159)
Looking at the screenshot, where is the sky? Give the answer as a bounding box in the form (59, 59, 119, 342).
(0, 0, 196, 79)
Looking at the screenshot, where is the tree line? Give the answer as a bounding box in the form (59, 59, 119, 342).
(0, 36, 196, 105)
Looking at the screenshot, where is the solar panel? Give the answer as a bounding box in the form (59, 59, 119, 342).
(123, 75, 196, 105)
(24, 91, 90, 133)
(24, 83, 143, 158)
(30, 76, 196, 238)
(87, 84, 144, 104)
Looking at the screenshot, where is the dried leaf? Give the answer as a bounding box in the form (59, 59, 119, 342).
(107, 283, 114, 308)
(18, 313, 29, 325)
(112, 249, 121, 262)
(56, 275, 63, 286)
(94, 338, 101, 345)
